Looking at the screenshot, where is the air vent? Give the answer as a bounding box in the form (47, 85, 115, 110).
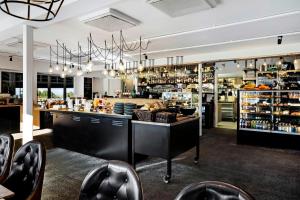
(80, 8, 140, 32)
(147, 0, 218, 17)
(3, 37, 48, 49)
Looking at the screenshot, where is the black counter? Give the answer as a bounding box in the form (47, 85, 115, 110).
(0, 105, 20, 134)
(40, 110, 132, 162)
(131, 117, 200, 183)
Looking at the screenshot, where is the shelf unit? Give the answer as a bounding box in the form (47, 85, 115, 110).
(237, 89, 300, 149)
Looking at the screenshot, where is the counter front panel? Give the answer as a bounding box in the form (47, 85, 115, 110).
(41, 110, 132, 162)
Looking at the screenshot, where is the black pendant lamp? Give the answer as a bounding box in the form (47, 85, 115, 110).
(0, 0, 64, 21)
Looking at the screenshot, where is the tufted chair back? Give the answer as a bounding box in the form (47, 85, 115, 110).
(79, 160, 143, 200)
(0, 134, 14, 184)
(3, 140, 46, 200)
(175, 181, 255, 200)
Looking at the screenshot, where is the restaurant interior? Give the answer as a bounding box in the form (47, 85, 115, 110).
(0, 0, 300, 200)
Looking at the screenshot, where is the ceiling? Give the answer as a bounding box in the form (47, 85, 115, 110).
(0, 0, 299, 67)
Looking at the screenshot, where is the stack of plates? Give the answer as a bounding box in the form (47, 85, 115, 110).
(124, 103, 137, 115)
(114, 102, 124, 114)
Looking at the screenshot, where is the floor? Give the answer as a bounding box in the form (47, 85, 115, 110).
(42, 128, 300, 200)
(217, 121, 236, 129)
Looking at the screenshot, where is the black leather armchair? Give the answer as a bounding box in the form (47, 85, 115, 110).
(0, 134, 14, 184)
(3, 140, 46, 200)
(79, 160, 143, 200)
(175, 181, 255, 200)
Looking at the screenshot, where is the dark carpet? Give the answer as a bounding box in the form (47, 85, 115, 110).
(42, 128, 300, 200)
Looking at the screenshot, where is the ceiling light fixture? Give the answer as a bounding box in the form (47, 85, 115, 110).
(263, 59, 267, 66)
(51, 30, 150, 78)
(249, 61, 253, 68)
(278, 57, 283, 65)
(0, 0, 64, 21)
(49, 46, 53, 73)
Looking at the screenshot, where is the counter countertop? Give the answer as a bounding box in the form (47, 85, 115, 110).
(132, 116, 199, 127)
(105, 98, 162, 106)
(40, 109, 132, 119)
(0, 104, 21, 108)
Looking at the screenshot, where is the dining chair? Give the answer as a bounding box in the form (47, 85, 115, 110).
(79, 160, 143, 200)
(0, 134, 14, 184)
(175, 181, 255, 200)
(2, 140, 46, 200)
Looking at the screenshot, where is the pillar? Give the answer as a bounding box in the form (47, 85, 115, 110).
(74, 76, 84, 97)
(22, 25, 34, 144)
(198, 63, 202, 136)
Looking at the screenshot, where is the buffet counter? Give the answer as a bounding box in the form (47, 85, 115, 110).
(105, 98, 162, 106)
(40, 109, 132, 162)
(40, 108, 200, 168)
(132, 117, 200, 183)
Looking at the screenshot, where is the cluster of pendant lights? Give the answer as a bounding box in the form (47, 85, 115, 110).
(49, 31, 150, 78)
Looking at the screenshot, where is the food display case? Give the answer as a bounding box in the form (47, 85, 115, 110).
(237, 90, 300, 149)
(162, 92, 196, 107)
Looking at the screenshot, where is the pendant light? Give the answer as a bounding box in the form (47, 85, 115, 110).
(263, 59, 267, 66)
(55, 41, 60, 71)
(109, 65, 116, 77)
(249, 60, 253, 68)
(63, 44, 68, 71)
(0, 0, 64, 21)
(277, 57, 283, 65)
(138, 37, 144, 72)
(118, 31, 125, 72)
(102, 41, 108, 76)
(61, 44, 66, 78)
(77, 44, 83, 76)
(49, 46, 53, 73)
(109, 35, 116, 77)
(68, 51, 73, 74)
(86, 34, 93, 72)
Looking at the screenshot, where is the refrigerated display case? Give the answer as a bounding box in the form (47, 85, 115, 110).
(237, 90, 300, 149)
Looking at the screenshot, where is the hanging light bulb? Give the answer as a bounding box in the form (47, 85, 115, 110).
(103, 69, 108, 75)
(263, 59, 267, 66)
(55, 63, 60, 71)
(249, 61, 253, 67)
(138, 61, 144, 72)
(278, 57, 283, 65)
(77, 67, 83, 76)
(49, 66, 53, 73)
(61, 71, 66, 78)
(236, 62, 240, 68)
(109, 69, 116, 77)
(294, 59, 298, 64)
(119, 59, 125, 72)
(86, 60, 93, 72)
(63, 65, 68, 72)
(68, 65, 73, 74)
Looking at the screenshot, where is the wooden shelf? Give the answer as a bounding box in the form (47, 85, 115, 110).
(243, 68, 257, 72)
(257, 71, 278, 74)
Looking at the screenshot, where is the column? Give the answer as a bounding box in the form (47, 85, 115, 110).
(22, 25, 34, 144)
(32, 67, 37, 104)
(214, 68, 218, 128)
(74, 76, 84, 97)
(0, 70, 2, 93)
(198, 63, 202, 136)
